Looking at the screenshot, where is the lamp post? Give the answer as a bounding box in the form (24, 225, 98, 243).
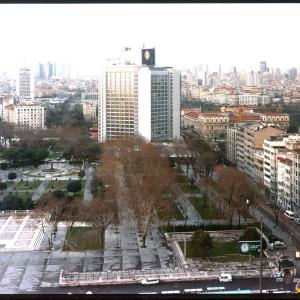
(246, 199, 251, 263)
(259, 214, 263, 294)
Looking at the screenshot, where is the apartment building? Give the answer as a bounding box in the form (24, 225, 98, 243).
(238, 94, 270, 105)
(3, 102, 45, 129)
(82, 101, 97, 120)
(227, 123, 285, 182)
(182, 111, 230, 139)
(259, 112, 290, 131)
(263, 135, 300, 212)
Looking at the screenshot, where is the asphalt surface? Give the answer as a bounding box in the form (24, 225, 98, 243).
(39, 277, 296, 294)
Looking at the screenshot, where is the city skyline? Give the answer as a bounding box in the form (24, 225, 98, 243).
(1, 4, 300, 77)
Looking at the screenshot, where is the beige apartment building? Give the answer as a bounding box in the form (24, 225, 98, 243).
(3, 102, 45, 129)
(183, 111, 230, 139)
(227, 122, 285, 182)
(263, 134, 300, 212)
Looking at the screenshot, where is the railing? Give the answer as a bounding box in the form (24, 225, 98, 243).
(0, 210, 33, 216)
(59, 268, 273, 287)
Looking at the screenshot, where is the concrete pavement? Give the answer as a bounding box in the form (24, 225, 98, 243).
(83, 166, 94, 205)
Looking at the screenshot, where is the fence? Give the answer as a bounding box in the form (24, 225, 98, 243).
(59, 267, 273, 287)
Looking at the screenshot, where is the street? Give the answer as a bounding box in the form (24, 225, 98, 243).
(40, 277, 296, 294)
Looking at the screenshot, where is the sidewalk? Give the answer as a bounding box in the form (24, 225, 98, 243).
(59, 267, 273, 287)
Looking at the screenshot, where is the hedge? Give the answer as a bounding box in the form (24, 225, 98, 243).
(163, 222, 260, 232)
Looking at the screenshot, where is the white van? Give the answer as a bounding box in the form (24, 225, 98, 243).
(284, 210, 295, 220)
(141, 278, 159, 285)
(218, 273, 232, 283)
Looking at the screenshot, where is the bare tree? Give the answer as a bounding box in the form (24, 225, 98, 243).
(122, 140, 176, 247)
(80, 198, 114, 248)
(218, 167, 254, 226)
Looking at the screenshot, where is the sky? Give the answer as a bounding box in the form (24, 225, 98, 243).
(1, 3, 300, 78)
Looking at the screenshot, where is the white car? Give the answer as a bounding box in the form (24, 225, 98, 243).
(218, 273, 232, 283)
(141, 278, 159, 285)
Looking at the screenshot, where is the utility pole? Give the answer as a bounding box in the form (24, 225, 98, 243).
(259, 214, 263, 294)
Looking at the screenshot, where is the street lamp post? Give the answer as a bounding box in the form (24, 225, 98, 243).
(259, 214, 263, 294)
(246, 199, 251, 263)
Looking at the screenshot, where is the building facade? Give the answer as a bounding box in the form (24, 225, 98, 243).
(3, 102, 45, 129)
(138, 66, 180, 142)
(263, 135, 300, 212)
(98, 65, 139, 142)
(98, 49, 180, 143)
(17, 67, 34, 101)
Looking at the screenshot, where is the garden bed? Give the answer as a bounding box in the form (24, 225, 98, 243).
(189, 196, 223, 219)
(63, 226, 102, 251)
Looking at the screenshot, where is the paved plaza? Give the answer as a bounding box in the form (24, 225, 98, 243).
(0, 213, 45, 251)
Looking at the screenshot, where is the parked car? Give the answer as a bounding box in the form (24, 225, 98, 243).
(277, 255, 293, 262)
(293, 217, 300, 225)
(141, 278, 159, 285)
(218, 273, 232, 283)
(268, 235, 282, 243)
(272, 272, 283, 278)
(284, 210, 295, 220)
(269, 241, 287, 250)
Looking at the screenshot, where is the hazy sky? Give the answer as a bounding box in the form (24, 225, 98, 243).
(1, 3, 300, 78)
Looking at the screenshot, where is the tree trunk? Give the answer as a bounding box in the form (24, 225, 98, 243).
(228, 215, 233, 228)
(141, 235, 146, 248)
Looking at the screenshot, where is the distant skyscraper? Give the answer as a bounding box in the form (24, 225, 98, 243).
(260, 61, 267, 73)
(288, 67, 297, 81)
(247, 71, 261, 86)
(219, 64, 221, 77)
(45, 62, 54, 79)
(231, 67, 237, 75)
(17, 66, 34, 100)
(36, 63, 45, 80)
(197, 71, 207, 86)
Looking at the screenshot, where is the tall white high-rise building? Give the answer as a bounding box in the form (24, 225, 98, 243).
(138, 66, 180, 142)
(17, 67, 34, 100)
(98, 48, 180, 142)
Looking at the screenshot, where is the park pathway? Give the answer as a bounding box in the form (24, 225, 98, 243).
(83, 165, 94, 205)
(32, 179, 49, 203)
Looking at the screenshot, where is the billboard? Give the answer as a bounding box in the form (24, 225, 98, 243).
(239, 241, 261, 255)
(142, 48, 155, 66)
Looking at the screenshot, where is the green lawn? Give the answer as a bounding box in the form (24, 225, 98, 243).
(16, 180, 41, 190)
(16, 192, 33, 200)
(156, 201, 186, 221)
(189, 196, 223, 219)
(63, 227, 102, 251)
(47, 180, 85, 190)
(179, 239, 240, 258)
(180, 184, 201, 194)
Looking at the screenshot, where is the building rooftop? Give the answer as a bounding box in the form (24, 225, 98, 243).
(229, 114, 261, 122)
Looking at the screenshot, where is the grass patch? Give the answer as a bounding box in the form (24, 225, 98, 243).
(63, 227, 102, 251)
(15, 191, 33, 200)
(157, 201, 185, 221)
(47, 179, 85, 190)
(209, 255, 249, 263)
(179, 239, 240, 258)
(189, 196, 223, 219)
(176, 175, 190, 184)
(16, 180, 41, 190)
(180, 183, 201, 194)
